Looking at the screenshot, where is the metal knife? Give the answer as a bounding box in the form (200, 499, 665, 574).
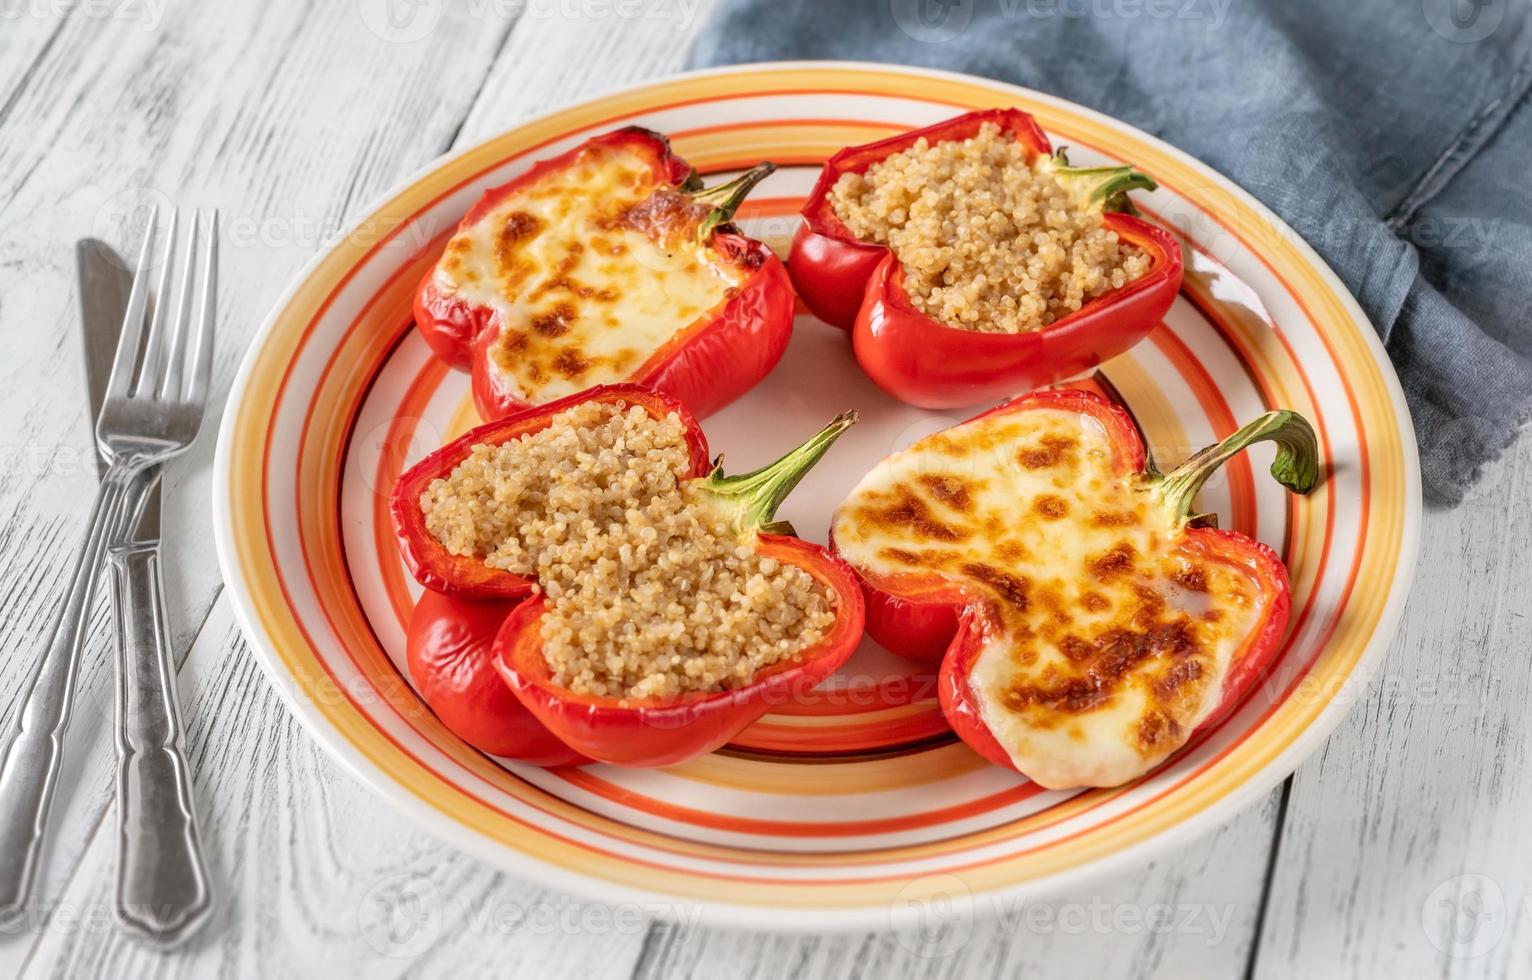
(77, 240, 139, 481)
(0, 241, 147, 926)
(78, 238, 164, 538)
(79, 239, 212, 945)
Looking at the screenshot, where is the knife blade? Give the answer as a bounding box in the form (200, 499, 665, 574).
(76, 239, 159, 535)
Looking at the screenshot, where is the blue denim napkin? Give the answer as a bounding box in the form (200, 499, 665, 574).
(688, 0, 1532, 504)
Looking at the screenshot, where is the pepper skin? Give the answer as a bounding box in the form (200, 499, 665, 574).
(789, 108, 1184, 409)
(414, 126, 793, 420)
(831, 388, 1319, 788)
(390, 382, 866, 768)
(493, 533, 865, 769)
(406, 589, 586, 766)
(484, 398, 865, 768)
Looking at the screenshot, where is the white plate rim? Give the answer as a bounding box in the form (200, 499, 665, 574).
(211, 59, 1422, 932)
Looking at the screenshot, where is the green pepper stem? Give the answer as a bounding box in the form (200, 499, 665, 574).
(1155, 410, 1320, 525)
(1046, 147, 1157, 214)
(702, 411, 858, 535)
(693, 162, 777, 240)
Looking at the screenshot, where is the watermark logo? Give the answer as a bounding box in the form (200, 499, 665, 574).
(89, 184, 450, 274)
(358, 872, 444, 958)
(879, 412, 993, 491)
(891, 873, 975, 957)
(353, 414, 445, 496)
(353, 877, 702, 946)
(521, 0, 703, 32)
(1422, 873, 1506, 958)
(886, 882, 1238, 958)
(89, 187, 177, 272)
(357, 0, 445, 43)
(1422, 0, 1505, 42)
(890, 0, 976, 43)
(891, 0, 1233, 38)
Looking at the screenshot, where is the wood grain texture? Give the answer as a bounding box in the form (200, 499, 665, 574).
(0, 0, 526, 970)
(22, 603, 652, 979)
(0, 1, 1519, 977)
(1253, 437, 1532, 979)
(456, 0, 718, 144)
(632, 793, 1278, 980)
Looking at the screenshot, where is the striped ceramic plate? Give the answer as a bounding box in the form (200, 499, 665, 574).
(213, 63, 1420, 931)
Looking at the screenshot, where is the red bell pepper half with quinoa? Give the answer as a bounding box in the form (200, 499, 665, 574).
(790, 108, 1184, 409)
(391, 384, 866, 768)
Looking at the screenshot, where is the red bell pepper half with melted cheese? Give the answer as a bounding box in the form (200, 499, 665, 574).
(830, 389, 1319, 789)
(414, 126, 793, 420)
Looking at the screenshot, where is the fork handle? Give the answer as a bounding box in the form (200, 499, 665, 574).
(108, 494, 213, 945)
(0, 464, 134, 924)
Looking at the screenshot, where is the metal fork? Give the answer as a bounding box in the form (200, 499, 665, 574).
(0, 208, 216, 942)
(101, 208, 217, 945)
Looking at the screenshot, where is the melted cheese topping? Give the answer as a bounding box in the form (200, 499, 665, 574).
(435, 143, 742, 403)
(832, 408, 1267, 789)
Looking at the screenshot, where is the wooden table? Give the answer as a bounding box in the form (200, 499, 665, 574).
(1, 2, 1527, 976)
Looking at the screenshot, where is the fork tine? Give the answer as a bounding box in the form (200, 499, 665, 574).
(132, 207, 180, 398)
(105, 208, 159, 402)
(184, 210, 217, 409)
(157, 210, 201, 400)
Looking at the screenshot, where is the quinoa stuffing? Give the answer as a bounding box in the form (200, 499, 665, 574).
(827, 122, 1152, 334)
(417, 401, 837, 700)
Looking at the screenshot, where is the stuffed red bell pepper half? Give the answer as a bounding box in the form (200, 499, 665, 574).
(391, 384, 865, 768)
(829, 388, 1318, 789)
(789, 109, 1183, 409)
(406, 590, 587, 766)
(415, 127, 793, 420)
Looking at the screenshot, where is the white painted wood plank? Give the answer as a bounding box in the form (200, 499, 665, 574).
(635, 790, 1279, 980)
(21, 601, 648, 979)
(455, 0, 720, 144)
(0, 8, 67, 127)
(0, 0, 525, 969)
(1254, 435, 1532, 979)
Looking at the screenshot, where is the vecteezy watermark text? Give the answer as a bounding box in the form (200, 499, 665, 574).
(356, 0, 700, 43)
(891, 873, 1237, 958)
(890, 0, 1233, 44)
(0, 0, 165, 29)
(357, 873, 702, 957)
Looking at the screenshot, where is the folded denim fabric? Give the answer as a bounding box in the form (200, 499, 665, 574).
(688, 0, 1532, 504)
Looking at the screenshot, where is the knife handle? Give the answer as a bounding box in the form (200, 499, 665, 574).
(108, 499, 213, 946)
(0, 465, 134, 924)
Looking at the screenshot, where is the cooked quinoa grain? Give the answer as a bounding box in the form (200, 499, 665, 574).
(828, 122, 1151, 334)
(418, 401, 837, 700)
